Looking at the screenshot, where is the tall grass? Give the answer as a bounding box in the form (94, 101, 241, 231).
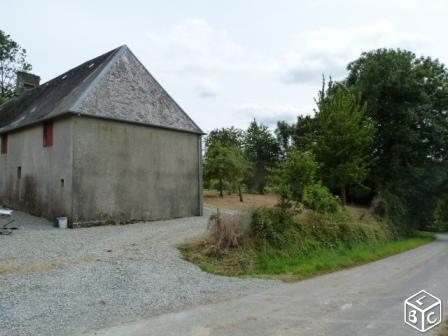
(180, 207, 435, 280)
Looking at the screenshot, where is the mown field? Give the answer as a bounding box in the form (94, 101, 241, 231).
(204, 191, 279, 210)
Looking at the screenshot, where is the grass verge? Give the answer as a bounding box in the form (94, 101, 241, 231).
(180, 207, 435, 281)
(253, 233, 435, 280)
(181, 233, 434, 281)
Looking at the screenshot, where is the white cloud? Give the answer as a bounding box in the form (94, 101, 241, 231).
(233, 103, 306, 127)
(138, 19, 429, 89)
(134, 19, 433, 131)
(137, 19, 268, 98)
(140, 19, 263, 75)
(279, 20, 430, 84)
(195, 79, 220, 98)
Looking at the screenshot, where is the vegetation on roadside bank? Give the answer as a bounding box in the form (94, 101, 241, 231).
(180, 206, 435, 280)
(184, 46, 447, 279)
(440, 320, 448, 336)
(189, 48, 447, 280)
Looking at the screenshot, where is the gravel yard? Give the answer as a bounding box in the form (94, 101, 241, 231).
(0, 209, 277, 336)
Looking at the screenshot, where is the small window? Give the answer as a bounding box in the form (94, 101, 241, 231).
(60, 178, 64, 188)
(1, 134, 7, 154)
(43, 121, 53, 147)
(17, 166, 21, 179)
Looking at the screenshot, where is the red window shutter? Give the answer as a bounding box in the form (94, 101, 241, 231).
(1, 134, 7, 154)
(43, 121, 53, 147)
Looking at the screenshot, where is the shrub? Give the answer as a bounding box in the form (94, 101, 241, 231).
(251, 206, 391, 251)
(432, 198, 448, 232)
(372, 189, 411, 237)
(207, 209, 248, 249)
(250, 207, 295, 248)
(303, 210, 391, 249)
(269, 150, 318, 208)
(303, 183, 341, 213)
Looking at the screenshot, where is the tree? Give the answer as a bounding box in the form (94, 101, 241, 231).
(433, 196, 448, 232)
(0, 30, 32, 104)
(290, 116, 318, 152)
(203, 127, 247, 196)
(346, 49, 448, 182)
(243, 120, 280, 194)
(204, 127, 243, 193)
(314, 80, 375, 204)
(227, 147, 250, 202)
(275, 121, 293, 158)
(269, 149, 318, 209)
(274, 116, 318, 157)
(204, 127, 244, 150)
(346, 48, 448, 228)
(204, 143, 248, 198)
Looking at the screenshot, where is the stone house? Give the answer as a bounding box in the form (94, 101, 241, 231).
(0, 45, 203, 227)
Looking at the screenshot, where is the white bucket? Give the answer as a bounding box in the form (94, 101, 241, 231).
(57, 217, 68, 229)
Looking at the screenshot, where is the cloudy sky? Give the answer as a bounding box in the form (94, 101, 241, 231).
(3, 0, 447, 132)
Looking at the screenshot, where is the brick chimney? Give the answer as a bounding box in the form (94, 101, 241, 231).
(16, 71, 40, 96)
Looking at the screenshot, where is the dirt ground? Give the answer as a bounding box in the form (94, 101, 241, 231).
(203, 191, 372, 218)
(204, 191, 279, 210)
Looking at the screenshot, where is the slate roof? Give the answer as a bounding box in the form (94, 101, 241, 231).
(0, 45, 203, 135)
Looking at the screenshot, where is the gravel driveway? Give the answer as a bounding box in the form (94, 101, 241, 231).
(0, 209, 277, 336)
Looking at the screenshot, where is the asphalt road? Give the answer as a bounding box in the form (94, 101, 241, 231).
(84, 234, 448, 336)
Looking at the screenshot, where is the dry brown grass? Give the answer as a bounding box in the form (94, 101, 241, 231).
(178, 209, 256, 275)
(208, 210, 240, 249)
(346, 205, 374, 220)
(0, 260, 65, 275)
(0, 255, 97, 276)
(204, 191, 279, 210)
(204, 192, 373, 217)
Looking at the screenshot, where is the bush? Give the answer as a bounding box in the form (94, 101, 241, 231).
(207, 209, 248, 249)
(251, 206, 391, 250)
(250, 207, 295, 248)
(304, 210, 390, 249)
(181, 203, 418, 279)
(303, 183, 341, 213)
(432, 198, 448, 232)
(269, 150, 318, 208)
(372, 189, 411, 237)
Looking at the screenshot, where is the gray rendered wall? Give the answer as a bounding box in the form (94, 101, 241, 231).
(71, 116, 201, 226)
(0, 117, 73, 219)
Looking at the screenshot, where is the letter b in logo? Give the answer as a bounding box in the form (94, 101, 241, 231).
(408, 309, 418, 323)
(404, 290, 442, 333)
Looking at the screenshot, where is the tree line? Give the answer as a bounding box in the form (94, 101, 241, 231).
(204, 48, 448, 233)
(0, 30, 31, 105)
(2, 30, 448, 233)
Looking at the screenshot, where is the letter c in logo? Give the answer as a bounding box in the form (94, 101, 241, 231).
(427, 312, 437, 324)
